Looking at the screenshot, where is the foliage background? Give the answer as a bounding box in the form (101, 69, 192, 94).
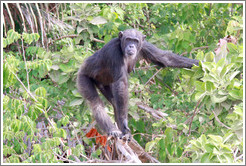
(2, 2, 244, 163)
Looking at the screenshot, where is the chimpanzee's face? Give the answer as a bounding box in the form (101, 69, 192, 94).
(124, 37, 139, 57)
(119, 29, 146, 59)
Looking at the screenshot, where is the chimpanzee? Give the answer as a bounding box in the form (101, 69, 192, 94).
(77, 29, 199, 141)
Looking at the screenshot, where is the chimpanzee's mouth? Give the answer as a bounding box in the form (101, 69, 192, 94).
(127, 51, 135, 56)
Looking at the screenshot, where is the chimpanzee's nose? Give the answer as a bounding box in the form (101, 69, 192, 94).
(129, 44, 134, 48)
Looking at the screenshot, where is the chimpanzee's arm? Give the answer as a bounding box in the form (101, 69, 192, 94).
(140, 41, 199, 68)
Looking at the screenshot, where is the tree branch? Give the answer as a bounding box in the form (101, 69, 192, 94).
(212, 110, 231, 129)
(188, 100, 203, 136)
(144, 68, 162, 86)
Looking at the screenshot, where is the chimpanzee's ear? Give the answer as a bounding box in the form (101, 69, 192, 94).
(142, 35, 146, 40)
(119, 31, 123, 39)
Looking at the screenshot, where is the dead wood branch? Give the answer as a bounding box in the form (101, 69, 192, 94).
(116, 139, 142, 163)
(128, 138, 160, 163)
(137, 103, 168, 120)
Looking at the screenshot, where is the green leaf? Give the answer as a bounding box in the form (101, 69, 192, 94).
(195, 81, 205, 92)
(60, 129, 67, 139)
(158, 138, 165, 150)
(145, 140, 157, 152)
(205, 52, 214, 62)
(164, 128, 173, 144)
(104, 35, 112, 43)
(228, 71, 240, 81)
(6, 29, 21, 45)
(176, 146, 183, 158)
(194, 91, 206, 101)
(22, 33, 40, 45)
(227, 43, 238, 54)
(216, 58, 225, 68)
(196, 51, 204, 61)
(208, 135, 223, 143)
(220, 63, 234, 78)
(204, 144, 215, 153)
(69, 98, 83, 106)
(59, 60, 76, 73)
(221, 153, 233, 163)
(205, 81, 215, 92)
(96, 149, 102, 156)
(35, 87, 47, 97)
(38, 63, 48, 78)
(201, 153, 210, 163)
(229, 89, 242, 100)
(167, 143, 172, 154)
(3, 38, 7, 48)
(136, 120, 145, 133)
(89, 16, 107, 25)
(211, 94, 227, 103)
(32, 144, 42, 153)
(159, 148, 166, 162)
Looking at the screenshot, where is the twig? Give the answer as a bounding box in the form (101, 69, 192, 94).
(24, 3, 34, 33)
(58, 106, 89, 160)
(85, 159, 128, 163)
(188, 100, 203, 136)
(21, 36, 30, 91)
(16, 3, 27, 32)
(84, 121, 97, 134)
(180, 46, 209, 56)
(5, 3, 15, 31)
(11, 71, 65, 147)
(144, 68, 162, 86)
(235, 154, 243, 161)
(212, 110, 231, 129)
(137, 103, 168, 120)
(28, 3, 38, 33)
(35, 3, 44, 48)
(155, 76, 178, 96)
(53, 150, 77, 163)
(93, 37, 105, 43)
(135, 65, 157, 70)
(71, 155, 82, 163)
(12, 72, 36, 102)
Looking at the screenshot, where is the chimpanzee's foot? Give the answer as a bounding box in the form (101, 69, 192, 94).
(108, 129, 122, 138)
(119, 119, 131, 141)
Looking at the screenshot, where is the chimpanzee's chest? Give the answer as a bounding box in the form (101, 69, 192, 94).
(95, 67, 114, 85)
(124, 56, 138, 73)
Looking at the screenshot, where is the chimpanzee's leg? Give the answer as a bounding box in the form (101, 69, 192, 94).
(95, 83, 119, 122)
(112, 75, 131, 140)
(77, 75, 121, 137)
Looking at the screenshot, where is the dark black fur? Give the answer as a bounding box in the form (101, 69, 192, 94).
(77, 29, 199, 140)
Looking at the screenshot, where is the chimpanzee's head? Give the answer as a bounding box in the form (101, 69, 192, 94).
(119, 29, 146, 58)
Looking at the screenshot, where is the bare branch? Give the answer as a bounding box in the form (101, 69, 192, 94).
(137, 103, 168, 120)
(188, 100, 203, 136)
(212, 110, 231, 129)
(4, 3, 15, 30)
(144, 68, 162, 86)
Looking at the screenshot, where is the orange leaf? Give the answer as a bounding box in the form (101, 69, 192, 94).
(86, 128, 111, 152)
(96, 136, 100, 144)
(86, 128, 98, 138)
(107, 145, 111, 152)
(100, 136, 107, 146)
